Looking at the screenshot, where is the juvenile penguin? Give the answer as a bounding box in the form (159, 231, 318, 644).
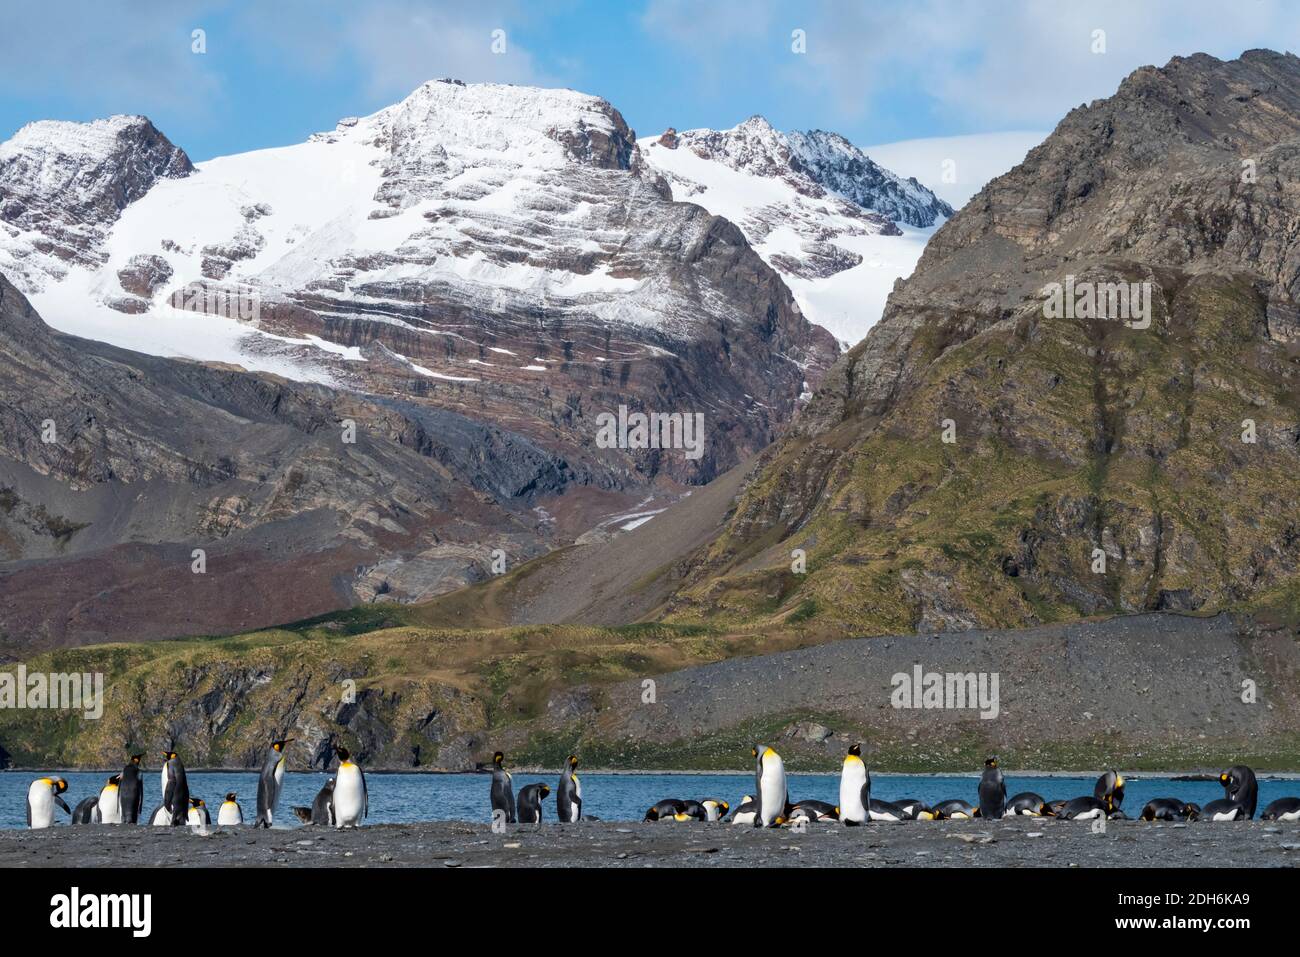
(330, 746, 368, 828)
(1260, 797, 1300, 822)
(255, 737, 292, 828)
(161, 749, 190, 826)
(517, 783, 551, 824)
(837, 743, 870, 825)
(186, 796, 211, 826)
(751, 744, 788, 827)
(311, 778, 336, 825)
(1005, 792, 1051, 817)
(978, 756, 1006, 820)
(488, 751, 516, 824)
(217, 792, 243, 826)
(729, 796, 757, 826)
(96, 774, 123, 825)
(556, 754, 582, 823)
(27, 778, 71, 828)
(1219, 766, 1258, 819)
(119, 754, 145, 824)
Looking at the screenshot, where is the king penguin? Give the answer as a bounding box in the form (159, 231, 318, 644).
(311, 778, 336, 825)
(330, 745, 368, 828)
(1261, 797, 1300, 822)
(1093, 770, 1125, 811)
(489, 751, 516, 824)
(71, 795, 99, 825)
(27, 777, 71, 829)
(1201, 798, 1246, 821)
(978, 756, 1006, 820)
(751, 744, 788, 827)
(146, 803, 170, 825)
(702, 799, 730, 822)
(517, 783, 550, 824)
(186, 796, 211, 826)
(96, 774, 123, 824)
(1219, 766, 1258, 819)
(217, 792, 243, 826)
(556, 754, 582, 823)
(837, 743, 870, 825)
(729, 795, 757, 825)
(162, 749, 190, 826)
(254, 737, 292, 828)
(1005, 792, 1051, 817)
(1140, 797, 1195, 822)
(119, 753, 145, 825)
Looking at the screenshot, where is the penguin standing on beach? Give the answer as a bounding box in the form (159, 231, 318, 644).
(751, 744, 788, 827)
(1093, 770, 1125, 811)
(490, 751, 516, 824)
(162, 750, 190, 826)
(71, 795, 99, 825)
(1220, 766, 1258, 819)
(556, 754, 582, 823)
(254, 737, 292, 828)
(27, 777, 71, 829)
(517, 783, 550, 824)
(311, 779, 336, 825)
(96, 774, 123, 824)
(330, 746, 368, 828)
(837, 743, 870, 825)
(978, 756, 1006, 820)
(218, 793, 243, 825)
(119, 754, 145, 824)
(702, 799, 730, 822)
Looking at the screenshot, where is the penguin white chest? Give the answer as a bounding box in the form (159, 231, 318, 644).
(218, 802, 243, 825)
(151, 805, 170, 826)
(838, 758, 868, 822)
(334, 764, 365, 826)
(97, 786, 122, 824)
(27, 781, 57, 829)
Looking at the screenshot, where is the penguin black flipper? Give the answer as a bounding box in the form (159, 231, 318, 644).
(55, 795, 71, 815)
(360, 765, 369, 823)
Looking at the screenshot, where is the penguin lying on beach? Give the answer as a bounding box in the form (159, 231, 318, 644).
(1200, 799, 1246, 821)
(788, 800, 838, 823)
(644, 799, 686, 822)
(931, 799, 975, 820)
(1057, 797, 1109, 820)
(701, 799, 730, 822)
(896, 799, 930, 820)
(70, 795, 99, 825)
(868, 799, 908, 823)
(1261, 797, 1300, 822)
(729, 795, 757, 825)
(1140, 798, 1198, 822)
(1004, 792, 1052, 817)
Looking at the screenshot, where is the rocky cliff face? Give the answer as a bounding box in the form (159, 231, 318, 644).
(0, 116, 192, 292)
(662, 49, 1300, 634)
(0, 275, 573, 649)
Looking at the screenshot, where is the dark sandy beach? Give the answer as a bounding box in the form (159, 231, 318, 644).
(3, 818, 1298, 868)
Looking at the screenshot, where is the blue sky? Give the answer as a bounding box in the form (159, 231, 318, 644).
(4, 0, 1300, 161)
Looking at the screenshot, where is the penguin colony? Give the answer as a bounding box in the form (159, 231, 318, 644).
(22, 742, 1300, 830)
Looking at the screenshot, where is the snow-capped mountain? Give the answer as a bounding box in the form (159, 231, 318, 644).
(640, 116, 952, 346)
(0, 80, 837, 490)
(0, 115, 192, 294)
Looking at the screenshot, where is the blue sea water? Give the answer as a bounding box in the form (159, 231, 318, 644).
(2, 770, 1296, 828)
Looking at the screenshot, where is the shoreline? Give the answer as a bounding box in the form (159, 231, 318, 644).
(6, 767, 1300, 779)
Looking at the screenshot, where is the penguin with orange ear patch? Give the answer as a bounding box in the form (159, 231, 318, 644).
(752, 744, 788, 827)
